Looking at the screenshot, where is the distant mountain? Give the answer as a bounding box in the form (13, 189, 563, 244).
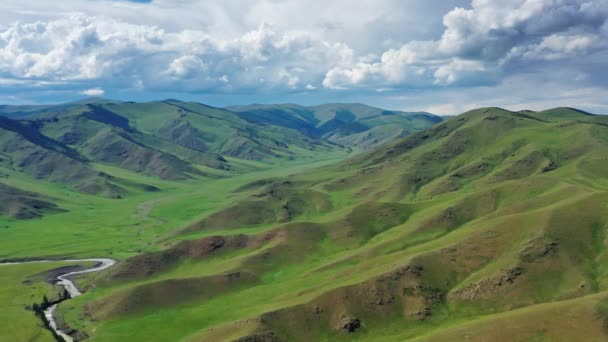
(0, 97, 121, 119)
(116, 106, 607, 342)
(0, 183, 66, 219)
(5, 105, 608, 341)
(0, 100, 438, 206)
(228, 103, 442, 149)
(0, 115, 163, 199)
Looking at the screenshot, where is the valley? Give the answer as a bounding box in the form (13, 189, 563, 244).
(1, 103, 608, 341)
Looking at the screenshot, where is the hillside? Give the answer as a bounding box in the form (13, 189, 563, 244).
(0, 183, 65, 219)
(0, 100, 439, 216)
(228, 103, 441, 149)
(0, 115, 152, 199)
(42, 106, 608, 341)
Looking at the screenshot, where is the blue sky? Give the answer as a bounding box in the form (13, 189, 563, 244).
(0, 0, 607, 114)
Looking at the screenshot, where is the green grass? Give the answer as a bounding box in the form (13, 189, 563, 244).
(0, 149, 351, 259)
(2, 107, 608, 341)
(0, 261, 95, 342)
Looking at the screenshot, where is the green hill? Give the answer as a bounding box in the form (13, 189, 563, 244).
(0, 115, 147, 199)
(0, 182, 65, 219)
(30, 106, 605, 342)
(228, 103, 442, 149)
(0, 100, 439, 213)
(3, 105, 607, 341)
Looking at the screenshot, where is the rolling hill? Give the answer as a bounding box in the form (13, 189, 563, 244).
(228, 103, 442, 149)
(0, 183, 65, 219)
(41, 106, 608, 341)
(0, 100, 439, 211)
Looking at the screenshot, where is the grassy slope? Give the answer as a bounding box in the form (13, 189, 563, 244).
(2, 106, 607, 341)
(0, 150, 351, 340)
(409, 292, 608, 342)
(0, 149, 349, 259)
(0, 182, 65, 219)
(38, 107, 606, 341)
(0, 100, 349, 201)
(0, 261, 96, 342)
(228, 103, 441, 149)
(99, 101, 343, 161)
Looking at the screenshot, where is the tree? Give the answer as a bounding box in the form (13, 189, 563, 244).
(42, 295, 50, 307)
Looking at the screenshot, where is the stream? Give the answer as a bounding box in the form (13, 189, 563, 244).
(0, 258, 116, 342)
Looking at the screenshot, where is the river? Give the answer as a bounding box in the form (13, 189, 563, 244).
(0, 258, 116, 342)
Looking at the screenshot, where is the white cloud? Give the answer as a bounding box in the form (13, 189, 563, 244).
(80, 87, 105, 96)
(396, 73, 608, 116)
(433, 59, 488, 85)
(0, 15, 354, 92)
(520, 33, 601, 60)
(167, 55, 207, 79)
(0, 0, 606, 112)
(321, 0, 608, 89)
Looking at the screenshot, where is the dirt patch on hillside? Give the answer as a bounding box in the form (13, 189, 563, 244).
(417, 190, 500, 235)
(186, 188, 331, 231)
(450, 266, 525, 301)
(520, 236, 560, 262)
(110, 232, 282, 280)
(88, 271, 258, 319)
(255, 264, 437, 340)
(490, 150, 547, 182)
(200, 215, 506, 341)
(110, 221, 328, 282)
(429, 162, 493, 196)
(327, 202, 412, 243)
(429, 177, 461, 196)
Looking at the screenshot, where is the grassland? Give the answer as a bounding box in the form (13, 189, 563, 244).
(0, 150, 350, 259)
(0, 146, 351, 341)
(2, 106, 608, 341)
(0, 261, 96, 342)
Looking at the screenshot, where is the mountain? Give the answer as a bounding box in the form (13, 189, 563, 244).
(0, 115, 147, 199)
(0, 183, 66, 219)
(228, 103, 442, 149)
(0, 97, 122, 119)
(68, 107, 608, 341)
(0, 100, 437, 217)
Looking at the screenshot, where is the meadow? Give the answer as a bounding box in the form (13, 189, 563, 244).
(2, 107, 608, 341)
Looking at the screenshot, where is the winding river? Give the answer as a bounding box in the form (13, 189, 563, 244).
(0, 258, 116, 342)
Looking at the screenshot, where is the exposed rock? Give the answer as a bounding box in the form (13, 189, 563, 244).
(541, 160, 558, 173)
(495, 267, 524, 286)
(339, 317, 361, 333)
(450, 266, 525, 301)
(521, 237, 559, 262)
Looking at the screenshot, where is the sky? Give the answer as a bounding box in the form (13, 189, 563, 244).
(0, 0, 607, 115)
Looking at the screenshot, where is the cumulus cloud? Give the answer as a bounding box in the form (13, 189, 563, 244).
(0, 0, 607, 112)
(80, 88, 105, 96)
(519, 33, 602, 60)
(0, 15, 353, 93)
(322, 0, 608, 89)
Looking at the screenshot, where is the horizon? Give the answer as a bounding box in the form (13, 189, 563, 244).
(1, 0, 607, 115)
(1, 96, 602, 117)
(3, 2, 608, 341)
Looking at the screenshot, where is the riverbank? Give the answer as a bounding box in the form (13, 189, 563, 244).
(0, 259, 116, 342)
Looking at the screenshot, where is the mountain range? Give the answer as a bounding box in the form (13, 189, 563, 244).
(0, 99, 439, 216)
(2, 104, 608, 342)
